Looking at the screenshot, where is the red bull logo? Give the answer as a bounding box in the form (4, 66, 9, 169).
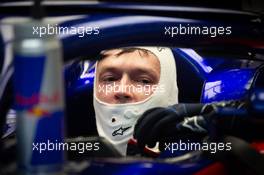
(16, 92, 60, 106)
(28, 107, 51, 118)
(15, 92, 61, 115)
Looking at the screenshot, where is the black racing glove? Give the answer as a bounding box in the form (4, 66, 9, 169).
(133, 103, 209, 152)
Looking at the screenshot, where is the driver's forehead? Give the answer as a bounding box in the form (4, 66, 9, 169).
(96, 49, 160, 76)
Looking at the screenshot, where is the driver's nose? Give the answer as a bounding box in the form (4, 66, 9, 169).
(114, 75, 134, 103)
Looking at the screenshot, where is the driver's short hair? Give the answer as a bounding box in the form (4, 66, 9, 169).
(99, 47, 153, 61)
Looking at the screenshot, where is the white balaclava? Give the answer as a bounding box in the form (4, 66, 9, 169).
(93, 47, 178, 155)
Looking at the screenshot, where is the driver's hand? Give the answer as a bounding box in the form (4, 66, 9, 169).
(133, 104, 209, 152)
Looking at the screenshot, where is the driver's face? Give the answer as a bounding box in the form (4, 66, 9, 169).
(95, 49, 160, 104)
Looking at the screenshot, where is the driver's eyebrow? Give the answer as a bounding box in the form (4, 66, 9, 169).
(98, 67, 121, 76)
(130, 67, 159, 78)
(98, 66, 159, 77)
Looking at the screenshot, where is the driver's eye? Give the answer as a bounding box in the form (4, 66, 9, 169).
(137, 79, 152, 84)
(135, 76, 154, 84)
(101, 75, 118, 83)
